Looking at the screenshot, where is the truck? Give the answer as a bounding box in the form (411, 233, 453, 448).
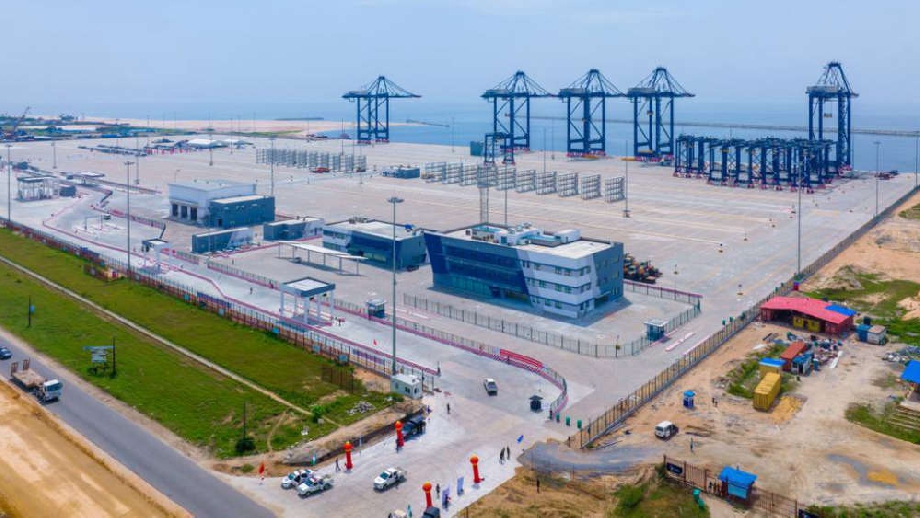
(297, 474, 333, 496)
(11, 359, 62, 403)
(374, 467, 407, 491)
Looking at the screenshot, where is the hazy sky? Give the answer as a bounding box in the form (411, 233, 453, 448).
(4, 0, 918, 106)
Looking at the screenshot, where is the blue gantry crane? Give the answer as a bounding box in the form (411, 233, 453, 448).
(807, 62, 857, 171)
(557, 69, 625, 157)
(627, 67, 694, 159)
(342, 76, 420, 143)
(481, 71, 553, 164)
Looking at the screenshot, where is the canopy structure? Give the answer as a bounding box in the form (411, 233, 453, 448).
(718, 467, 757, 500)
(279, 241, 367, 275)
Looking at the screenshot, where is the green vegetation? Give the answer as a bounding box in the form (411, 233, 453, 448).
(807, 499, 920, 517)
(611, 469, 708, 518)
(0, 260, 302, 458)
(725, 342, 788, 399)
(808, 270, 920, 346)
(898, 202, 920, 220)
(845, 403, 920, 445)
(0, 229, 393, 427)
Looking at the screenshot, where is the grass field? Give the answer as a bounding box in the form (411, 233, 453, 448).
(0, 229, 393, 427)
(808, 271, 920, 346)
(725, 342, 793, 399)
(898, 202, 920, 220)
(845, 403, 920, 445)
(0, 258, 301, 458)
(807, 499, 920, 517)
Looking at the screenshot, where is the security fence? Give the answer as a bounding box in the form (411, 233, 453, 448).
(568, 184, 920, 449)
(402, 284, 702, 358)
(0, 219, 435, 390)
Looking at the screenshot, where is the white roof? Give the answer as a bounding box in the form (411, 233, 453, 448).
(283, 242, 367, 261)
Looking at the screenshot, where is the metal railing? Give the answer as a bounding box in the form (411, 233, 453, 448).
(402, 284, 701, 358)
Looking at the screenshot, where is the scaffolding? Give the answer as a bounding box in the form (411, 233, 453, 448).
(496, 165, 516, 191)
(256, 149, 366, 173)
(424, 162, 447, 182)
(537, 171, 557, 195)
(460, 164, 479, 186)
(558, 172, 579, 197)
(581, 174, 601, 200)
(445, 162, 463, 184)
(604, 176, 625, 203)
(515, 169, 536, 193)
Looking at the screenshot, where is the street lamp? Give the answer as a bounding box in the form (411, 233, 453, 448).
(874, 141, 881, 217)
(52, 141, 57, 169)
(135, 135, 141, 185)
(124, 161, 134, 276)
(387, 196, 404, 376)
(623, 139, 630, 217)
(269, 137, 276, 196)
(6, 143, 12, 222)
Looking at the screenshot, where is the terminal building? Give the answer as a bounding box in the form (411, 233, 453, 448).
(322, 217, 427, 269)
(424, 224, 623, 318)
(168, 180, 275, 229)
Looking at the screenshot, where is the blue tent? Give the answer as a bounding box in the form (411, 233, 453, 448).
(902, 360, 920, 385)
(719, 467, 757, 499)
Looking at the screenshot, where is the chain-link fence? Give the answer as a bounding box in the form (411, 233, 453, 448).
(402, 283, 702, 358)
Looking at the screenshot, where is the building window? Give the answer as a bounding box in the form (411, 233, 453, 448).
(565, 286, 571, 294)
(554, 301, 562, 309)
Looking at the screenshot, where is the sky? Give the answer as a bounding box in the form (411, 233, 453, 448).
(2, 0, 918, 109)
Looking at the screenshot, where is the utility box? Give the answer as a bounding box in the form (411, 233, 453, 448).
(391, 373, 422, 399)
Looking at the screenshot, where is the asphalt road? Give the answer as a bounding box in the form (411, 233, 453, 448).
(0, 334, 273, 518)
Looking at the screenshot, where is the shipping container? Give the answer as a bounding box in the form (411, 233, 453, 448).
(780, 341, 807, 371)
(753, 372, 781, 411)
(758, 357, 784, 377)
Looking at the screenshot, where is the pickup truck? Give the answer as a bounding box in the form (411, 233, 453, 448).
(297, 474, 333, 496)
(374, 467, 407, 491)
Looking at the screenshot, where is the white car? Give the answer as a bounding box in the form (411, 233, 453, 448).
(297, 474, 333, 496)
(373, 467, 407, 491)
(281, 470, 312, 489)
(483, 378, 498, 395)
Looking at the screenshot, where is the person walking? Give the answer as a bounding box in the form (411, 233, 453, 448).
(690, 437, 695, 453)
(446, 403, 451, 414)
(335, 458, 340, 472)
(436, 483, 441, 500)
(500, 449, 504, 464)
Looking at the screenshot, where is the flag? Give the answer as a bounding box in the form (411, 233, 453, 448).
(517, 435, 524, 444)
(258, 461, 265, 476)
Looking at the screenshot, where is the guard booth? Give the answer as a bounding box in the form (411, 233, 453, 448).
(682, 390, 696, 409)
(391, 373, 422, 399)
(529, 395, 543, 412)
(367, 298, 386, 319)
(645, 319, 667, 341)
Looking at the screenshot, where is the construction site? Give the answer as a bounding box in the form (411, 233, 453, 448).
(0, 60, 919, 518)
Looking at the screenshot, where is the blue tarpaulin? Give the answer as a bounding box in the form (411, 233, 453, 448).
(719, 467, 757, 499)
(902, 360, 920, 385)
(826, 304, 857, 317)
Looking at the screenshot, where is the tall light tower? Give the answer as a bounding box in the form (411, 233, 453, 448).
(623, 139, 631, 217)
(269, 137, 276, 196)
(124, 161, 134, 276)
(52, 141, 57, 169)
(6, 144, 12, 222)
(387, 196, 404, 376)
(135, 135, 141, 185)
(874, 141, 881, 217)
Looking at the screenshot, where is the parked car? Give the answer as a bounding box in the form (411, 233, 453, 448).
(0, 347, 12, 360)
(281, 470, 312, 489)
(374, 467, 407, 491)
(297, 474, 333, 496)
(483, 378, 498, 396)
(654, 421, 679, 440)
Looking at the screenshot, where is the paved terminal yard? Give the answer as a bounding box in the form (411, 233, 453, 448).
(1, 136, 915, 516)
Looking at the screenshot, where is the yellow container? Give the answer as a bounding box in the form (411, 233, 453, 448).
(806, 319, 822, 332)
(792, 316, 805, 329)
(758, 363, 781, 378)
(753, 372, 781, 411)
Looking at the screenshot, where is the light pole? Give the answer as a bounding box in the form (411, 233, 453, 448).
(135, 135, 141, 185)
(52, 141, 57, 169)
(208, 128, 214, 167)
(124, 161, 134, 276)
(450, 116, 455, 153)
(874, 141, 881, 217)
(623, 139, 630, 217)
(269, 137, 276, 196)
(6, 144, 12, 222)
(915, 136, 918, 188)
(796, 154, 803, 277)
(387, 196, 404, 376)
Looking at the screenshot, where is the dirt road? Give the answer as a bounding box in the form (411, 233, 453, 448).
(0, 380, 186, 518)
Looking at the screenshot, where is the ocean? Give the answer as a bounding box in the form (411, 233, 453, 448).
(9, 99, 920, 172)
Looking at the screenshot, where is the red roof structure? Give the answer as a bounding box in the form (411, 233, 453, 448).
(760, 297, 850, 324)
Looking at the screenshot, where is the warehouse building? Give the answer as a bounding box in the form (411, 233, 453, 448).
(322, 217, 427, 269)
(191, 228, 254, 253)
(424, 223, 623, 318)
(759, 296, 855, 335)
(168, 180, 275, 229)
